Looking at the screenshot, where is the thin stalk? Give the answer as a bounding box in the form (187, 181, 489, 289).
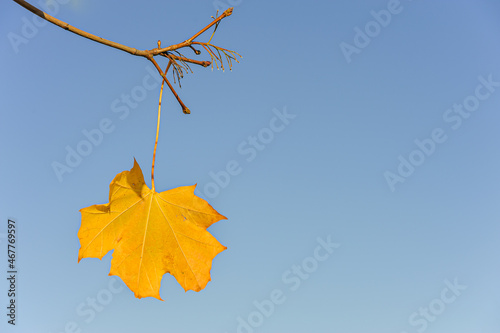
(151, 62, 172, 192)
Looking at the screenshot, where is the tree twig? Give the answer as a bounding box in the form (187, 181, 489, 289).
(148, 56, 190, 114)
(12, 0, 141, 56)
(12, 0, 239, 113)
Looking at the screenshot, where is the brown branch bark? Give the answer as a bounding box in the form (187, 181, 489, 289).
(12, 0, 235, 113)
(12, 0, 142, 56)
(161, 54, 211, 68)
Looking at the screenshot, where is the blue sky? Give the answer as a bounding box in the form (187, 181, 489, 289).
(1, 0, 500, 332)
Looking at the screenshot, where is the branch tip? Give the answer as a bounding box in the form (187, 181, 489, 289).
(189, 45, 201, 55)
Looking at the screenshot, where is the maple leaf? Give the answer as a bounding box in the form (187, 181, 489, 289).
(77, 159, 227, 300)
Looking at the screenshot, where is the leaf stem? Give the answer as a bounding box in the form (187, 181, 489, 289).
(151, 62, 172, 192)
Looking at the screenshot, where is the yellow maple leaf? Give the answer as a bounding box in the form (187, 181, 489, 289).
(77, 159, 227, 300)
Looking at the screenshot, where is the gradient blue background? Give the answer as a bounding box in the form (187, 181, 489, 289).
(1, 0, 500, 332)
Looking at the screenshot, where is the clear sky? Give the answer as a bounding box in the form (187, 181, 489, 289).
(1, 0, 500, 332)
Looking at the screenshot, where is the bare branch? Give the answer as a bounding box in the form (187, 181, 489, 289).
(161, 54, 210, 68)
(12, 0, 239, 113)
(148, 56, 190, 114)
(187, 7, 233, 43)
